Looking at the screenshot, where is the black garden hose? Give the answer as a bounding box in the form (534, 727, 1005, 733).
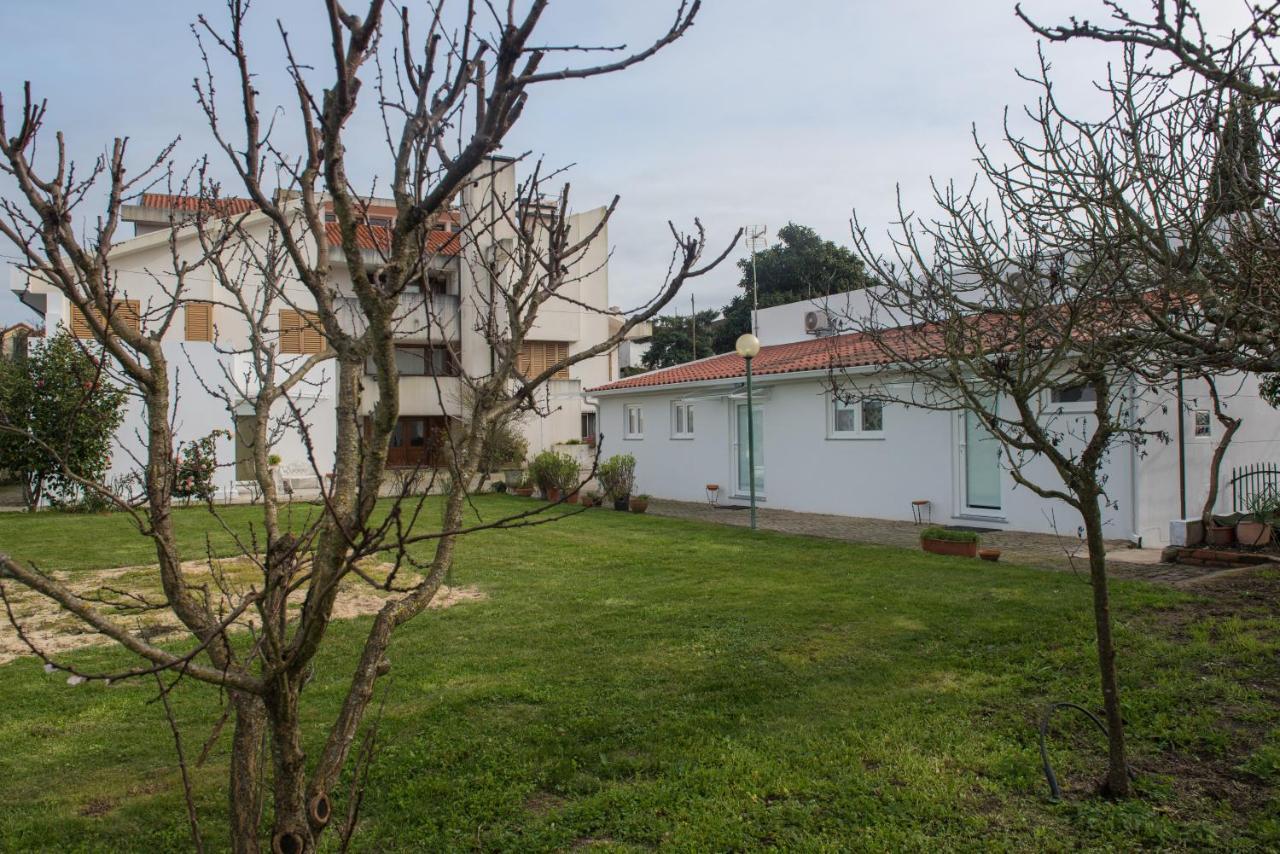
(1037, 701, 1134, 802)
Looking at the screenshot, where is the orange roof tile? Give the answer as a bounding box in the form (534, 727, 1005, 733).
(139, 193, 258, 216)
(590, 323, 951, 393)
(324, 222, 460, 256)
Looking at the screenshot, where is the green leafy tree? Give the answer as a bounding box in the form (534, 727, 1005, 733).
(0, 331, 127, 510)
(641, 310, 720, 369)
(713, 223, 875, 352)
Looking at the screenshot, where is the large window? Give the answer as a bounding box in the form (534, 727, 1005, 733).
(671, 401, 695, 439)
(624, 404, 644, 439)
(365, 344, 458, 377)
(830, 396, 884, 439)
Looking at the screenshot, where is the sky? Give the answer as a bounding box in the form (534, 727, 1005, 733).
(0, 0, 1246, 326)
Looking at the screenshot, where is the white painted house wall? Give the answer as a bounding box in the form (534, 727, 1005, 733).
(594, 295, 1280, 546)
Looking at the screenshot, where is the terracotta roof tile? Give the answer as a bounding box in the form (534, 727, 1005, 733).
(324, 222, 460, 256)
(139, 193, 258, 216)
(589, 323, 949, 393)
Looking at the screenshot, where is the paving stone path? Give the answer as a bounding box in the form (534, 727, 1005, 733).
(648, 499, 1218, 586)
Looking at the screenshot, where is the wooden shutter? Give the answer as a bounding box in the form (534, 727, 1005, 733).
(300, 312, 324, 354)
(279, 309, 302, 353)
(185, 302, 213, 341)
(69, 300, 139, 338)
(69, 305, 94, 339)
(116, 300, 140, 334)
(516, 341, 570, 380)
(280, 309, 323, 354)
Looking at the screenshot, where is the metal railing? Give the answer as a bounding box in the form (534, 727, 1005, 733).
(1230, 462, 1280, 512)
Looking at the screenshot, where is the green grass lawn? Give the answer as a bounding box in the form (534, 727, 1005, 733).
(1, 496, 1278, 851)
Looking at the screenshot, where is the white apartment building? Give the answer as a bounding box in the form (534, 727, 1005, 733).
(12, 158, 623, 494)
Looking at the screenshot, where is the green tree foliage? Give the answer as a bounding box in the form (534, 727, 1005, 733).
(0, 331, 127, 509)
(712, 223, 875, 353)
(641, 310, 720, 370)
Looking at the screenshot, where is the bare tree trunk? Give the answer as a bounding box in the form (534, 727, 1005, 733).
(1201, 376, 1243, 531)
(229, 694, 266, 854)
(1080, 488, 1130, 797)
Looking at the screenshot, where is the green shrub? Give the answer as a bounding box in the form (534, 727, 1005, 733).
(527, 450, 579, 496)
(597, 454, 636, 500)
(920, 526, 980, 544)
(479, 422, 528, 472)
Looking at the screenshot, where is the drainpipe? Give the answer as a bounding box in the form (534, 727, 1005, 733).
(1176, 368, 1187, 520)
(1127, 375, 1141, 547)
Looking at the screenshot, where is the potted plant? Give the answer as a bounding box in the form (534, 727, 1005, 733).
(978, 547, 1001, 562)
(580, 490, 601, 508)
(598, 453, 636, 511)
(920, 526, 980, 558)
(629, 494, 650, 514)
(528, 450, 580, 503)
(513, 477, 534, 498)
(1206, 515, 1237, 547)
(1238, 490, 1280, 548)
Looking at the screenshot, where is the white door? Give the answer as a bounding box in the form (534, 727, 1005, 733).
(734, 402, 764, 496)
(959, 407, 1001, 513)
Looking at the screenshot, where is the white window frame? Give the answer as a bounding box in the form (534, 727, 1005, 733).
(828, 395, 885, 440)
(1192, 409, 1212, 438)
(623, 404, 644, 440)
(671, 401, 695, 439)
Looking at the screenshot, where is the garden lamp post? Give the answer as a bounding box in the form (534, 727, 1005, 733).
(735, 332, 761, 530)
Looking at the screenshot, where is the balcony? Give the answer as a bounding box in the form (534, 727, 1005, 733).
(336, 292, 460, 341)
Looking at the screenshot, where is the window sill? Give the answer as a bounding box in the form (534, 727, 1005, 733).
(954, 512, 1007, 523)
(730, 493, 766, 503)
(622, 435, 644, 441)
(826, 433, 886, 441)
(670, 435, 694, 441)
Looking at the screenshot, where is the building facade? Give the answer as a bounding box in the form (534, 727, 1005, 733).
(589, 294, 1280, 546)
(12, 159, 623, 496)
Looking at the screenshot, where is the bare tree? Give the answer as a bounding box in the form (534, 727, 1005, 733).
(0, 2, 737, 851)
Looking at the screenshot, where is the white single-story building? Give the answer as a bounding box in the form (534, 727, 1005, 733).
(587, 295, 1280, 546)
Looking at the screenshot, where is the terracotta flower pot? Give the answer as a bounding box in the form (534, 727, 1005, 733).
(629, 498, 649, 514)
(545, 486, 562, 503)
(978, 548, 1001, 562)
(921, 537, 979, 558)
(1205, 524, 1236, 547)
(565, 490, 579, 505)
(1236, 520, 1273, 548)
(514, 487, 534, 497)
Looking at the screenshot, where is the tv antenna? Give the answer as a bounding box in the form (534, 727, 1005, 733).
(743, 225, 767, 335)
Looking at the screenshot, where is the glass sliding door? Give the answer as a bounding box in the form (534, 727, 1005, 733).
(735, 403, 764, 496)
(962, 407, 1001, 511)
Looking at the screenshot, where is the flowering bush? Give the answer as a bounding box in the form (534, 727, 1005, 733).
(172, 429, 230, 502)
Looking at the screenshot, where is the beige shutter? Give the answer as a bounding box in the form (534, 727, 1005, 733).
(279, 309, 302, 353)
(116, 300, 141, 334)
(69, 305, 94, 339)
(300, 312, 324, 354)
(185, 302, 213, 341)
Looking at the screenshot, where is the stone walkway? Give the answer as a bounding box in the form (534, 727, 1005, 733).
(648, 499, 1213, 585)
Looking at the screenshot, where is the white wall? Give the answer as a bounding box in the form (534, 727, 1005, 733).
(597, 373, 1140, 541)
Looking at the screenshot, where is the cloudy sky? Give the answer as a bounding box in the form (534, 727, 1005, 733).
(0, 1, 1244, 326)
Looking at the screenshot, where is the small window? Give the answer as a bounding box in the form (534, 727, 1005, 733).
(1050, 384, 1097, 404)
(831, 395, 885, 438)
(672, 402, 695, 439)
(624, 404, 644, 439)
(581, 411, 598, 443)
(1193, 409, 1212, 437)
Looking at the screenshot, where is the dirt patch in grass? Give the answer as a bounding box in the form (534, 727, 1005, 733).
(1128, 566, 1280, 823)
(0, 557, 485, 664)
(524, 790, 568, 815)
(77, 796, 117, 818)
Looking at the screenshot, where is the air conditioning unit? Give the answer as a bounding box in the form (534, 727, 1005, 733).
(804, 309, 833, 335)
